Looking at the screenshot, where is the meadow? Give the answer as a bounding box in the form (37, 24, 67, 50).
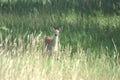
(0, 0, 120, 80)
(0, 33, 120, 80)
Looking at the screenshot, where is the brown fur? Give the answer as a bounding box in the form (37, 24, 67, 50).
(45, 36, 53, 50)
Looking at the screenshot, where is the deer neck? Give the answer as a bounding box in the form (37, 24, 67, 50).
(52, 35, 59, 48)
(53, 36, 59, 51)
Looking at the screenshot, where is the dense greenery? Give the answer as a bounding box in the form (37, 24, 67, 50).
(0, 0, 120, 15)
(0, 0, 120, 55)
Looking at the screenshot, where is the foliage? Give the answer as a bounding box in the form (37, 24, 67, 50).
(0, 0, 119, 15)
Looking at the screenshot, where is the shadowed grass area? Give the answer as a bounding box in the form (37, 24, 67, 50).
(0, 0, 119, 15)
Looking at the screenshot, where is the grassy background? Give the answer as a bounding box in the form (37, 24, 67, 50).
(0, 0, 120, 80)
(0, 8, 120, 55)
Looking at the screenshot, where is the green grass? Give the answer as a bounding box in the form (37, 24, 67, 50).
(0, 12, 120, 54)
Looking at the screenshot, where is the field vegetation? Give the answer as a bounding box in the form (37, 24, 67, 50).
(0, 0, 120, 80)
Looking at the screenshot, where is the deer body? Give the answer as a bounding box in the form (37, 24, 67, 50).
(45, 27, 63, 55)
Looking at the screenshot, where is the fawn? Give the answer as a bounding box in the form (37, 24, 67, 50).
(45, 27, 63, 55)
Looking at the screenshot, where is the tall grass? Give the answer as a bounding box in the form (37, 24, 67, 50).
(0, 1, 120, 80)
(0, 12, 120, 54)
(0, 34, 120, 80)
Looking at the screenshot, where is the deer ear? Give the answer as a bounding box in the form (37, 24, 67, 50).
(59, 26, 63, 32)
(50, 27, 55, 32)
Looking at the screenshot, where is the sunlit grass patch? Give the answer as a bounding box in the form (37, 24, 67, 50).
(0, 34, 120, 80)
